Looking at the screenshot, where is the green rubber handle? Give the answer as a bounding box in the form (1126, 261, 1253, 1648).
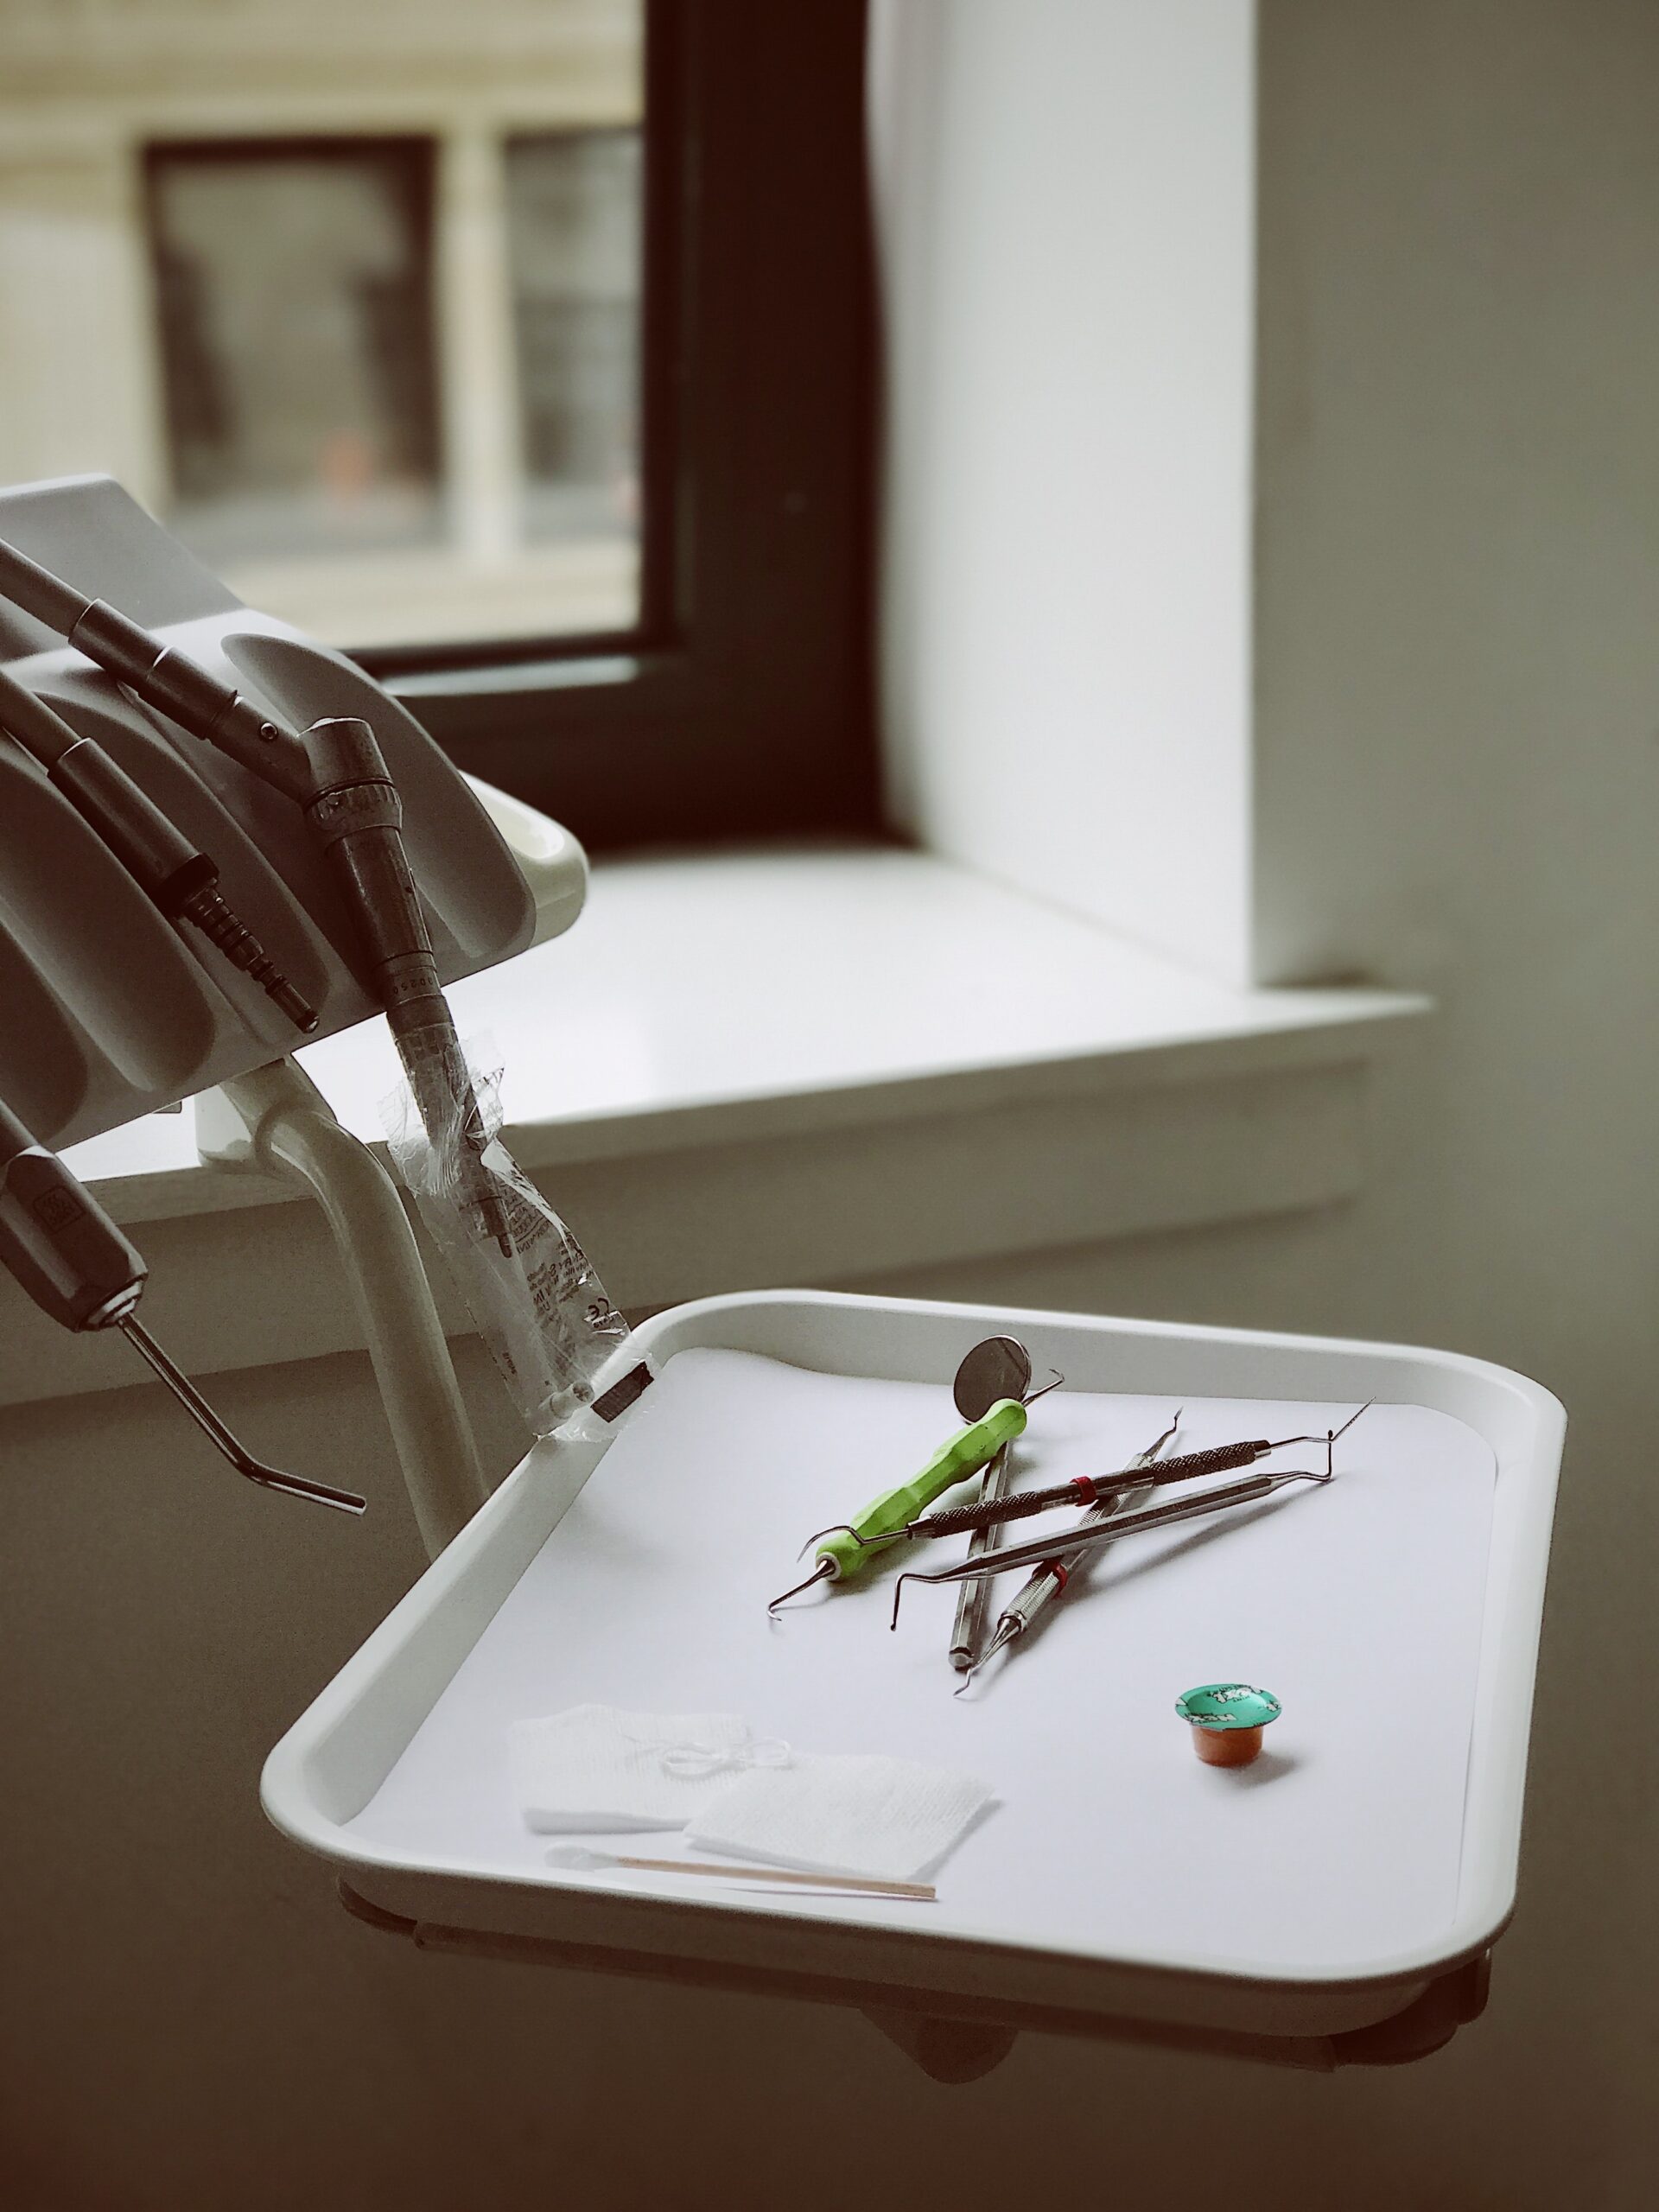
(815, 1398, 1027, 1582)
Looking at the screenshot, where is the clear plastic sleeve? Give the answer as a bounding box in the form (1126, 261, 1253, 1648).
(381, 1030, 630, 1436)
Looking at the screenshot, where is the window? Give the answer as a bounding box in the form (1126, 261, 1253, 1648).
(142, 123, 646, 653)
(147, 140, 446, 566)
(507, 130, 643, 554)
(0, 2, 878, 850)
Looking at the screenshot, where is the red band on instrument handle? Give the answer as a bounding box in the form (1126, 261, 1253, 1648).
(1070, 1476, 1096, 1503)
(1049, 1561, 1069, 1592)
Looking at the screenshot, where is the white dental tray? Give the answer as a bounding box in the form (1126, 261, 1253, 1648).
(261, 1291, 1563, 2050)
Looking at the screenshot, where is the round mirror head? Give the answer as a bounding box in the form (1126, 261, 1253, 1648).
(952, 1334, 1032, 1421)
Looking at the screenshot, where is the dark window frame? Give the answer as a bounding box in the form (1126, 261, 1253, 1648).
(364, 0, 883, 854)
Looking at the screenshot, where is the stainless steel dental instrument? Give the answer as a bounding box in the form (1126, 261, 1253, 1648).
(0, 669, 317, 1031)
(833, 1403, 1370, 1555)
(947, 1334, 1032, 1671)
(888, 1466, 1332, 1630)
(956, 1410, 1181, 1690)
(767, 1344, 1064, 1612)
(0, 1093, 365, 1515)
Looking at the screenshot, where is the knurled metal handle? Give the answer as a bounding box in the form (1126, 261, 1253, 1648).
(918, 1439, 1269, 1539)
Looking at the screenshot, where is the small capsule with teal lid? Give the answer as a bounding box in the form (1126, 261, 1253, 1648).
(1176, 1682, 1282, 1768)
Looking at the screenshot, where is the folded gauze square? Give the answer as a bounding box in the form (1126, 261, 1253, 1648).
(511, 1704, 779, 1833)
(686, 1753, 994, 1883)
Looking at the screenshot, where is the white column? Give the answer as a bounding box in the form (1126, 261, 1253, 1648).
(0, 140, 168, 512)
(435, 123, 522, 566)
(871, 0, 1257, 985)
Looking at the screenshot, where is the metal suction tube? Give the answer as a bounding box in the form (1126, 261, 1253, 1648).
(117, 1317, 365, 1515)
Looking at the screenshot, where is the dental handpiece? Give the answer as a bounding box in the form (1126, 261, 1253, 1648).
(302, 715, 512, 1253)
(0, 668, 316, 1031)
(0, 533, 313, 800)
(0, 1095, 365, 1515)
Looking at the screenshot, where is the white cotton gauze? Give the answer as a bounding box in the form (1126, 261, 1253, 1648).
(685, 1754, 994, 1883)
(510, 1704, 764, 1833)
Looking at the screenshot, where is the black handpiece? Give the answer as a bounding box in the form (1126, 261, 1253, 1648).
(301, 716, 510, 1250)
(0, 1096, 364, 1514)
(0, 533, 312, 802)
(0, 668, 317, 1031)
(0, 1095, 146, 1331)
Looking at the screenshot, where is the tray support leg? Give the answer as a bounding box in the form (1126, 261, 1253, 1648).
(196, 1058, 489, 1556)
(859, 2005, 1019, 2082)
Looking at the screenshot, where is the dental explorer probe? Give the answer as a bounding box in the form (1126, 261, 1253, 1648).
(768, 1358, 1065, 1612)
(767, 1395, 1028, 1613)
(0, 1095, 365, 1514)
(810, 1403, 1369, 1556)
(956, 1411, 1182, 1692)
(888, 1466, 1332, 1630)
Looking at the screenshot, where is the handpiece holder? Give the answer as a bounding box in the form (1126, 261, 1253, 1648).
(0, 474, 582, 1149)
(0, 474, 590, 1552)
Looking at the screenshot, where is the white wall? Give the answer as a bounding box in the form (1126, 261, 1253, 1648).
(1239, 6, 1659, 2196)
(873, 0, 1257, 981)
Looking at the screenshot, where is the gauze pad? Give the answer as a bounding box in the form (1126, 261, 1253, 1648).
(510, 1704, 788, 1833)
(686, 1753, 993, 1883)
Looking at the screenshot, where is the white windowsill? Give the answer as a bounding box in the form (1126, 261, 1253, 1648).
(11, 848, 1429, 1412)
(67, 846, 1427, 1215)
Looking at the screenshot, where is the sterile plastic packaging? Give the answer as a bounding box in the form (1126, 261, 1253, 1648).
(383, 1030, 629, 1435)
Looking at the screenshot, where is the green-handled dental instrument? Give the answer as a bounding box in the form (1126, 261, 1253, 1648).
(767, 1351, 1063, 1611)
(768, 1398, 1027, 1611)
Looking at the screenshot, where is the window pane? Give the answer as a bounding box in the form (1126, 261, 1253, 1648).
(0, 0, 644, 654)
(150, 143, 442, 562)
(508, 131, 643, 550)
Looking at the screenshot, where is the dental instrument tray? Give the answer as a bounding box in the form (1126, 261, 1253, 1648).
(262, 1289, 1563, 2064)
(0, 474, 582, 1150)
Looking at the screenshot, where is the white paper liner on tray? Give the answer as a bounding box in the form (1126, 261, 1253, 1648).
(345, 1345, 1497, 1974)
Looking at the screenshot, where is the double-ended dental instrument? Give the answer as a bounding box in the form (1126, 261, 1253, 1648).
(767, 1340, 1064, 1612)
(887, 1464, 1334, 1630)
(946, 1333, 1031, 1672)
(814, 1403, 1370, 1559)
(954, 1408, 1182, 1692)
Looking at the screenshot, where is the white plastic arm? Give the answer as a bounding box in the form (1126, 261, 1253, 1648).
(196, 1058, 489, 1557)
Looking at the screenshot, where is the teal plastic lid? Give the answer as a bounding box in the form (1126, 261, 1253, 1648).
(1175, 1682, 1282, 1731)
